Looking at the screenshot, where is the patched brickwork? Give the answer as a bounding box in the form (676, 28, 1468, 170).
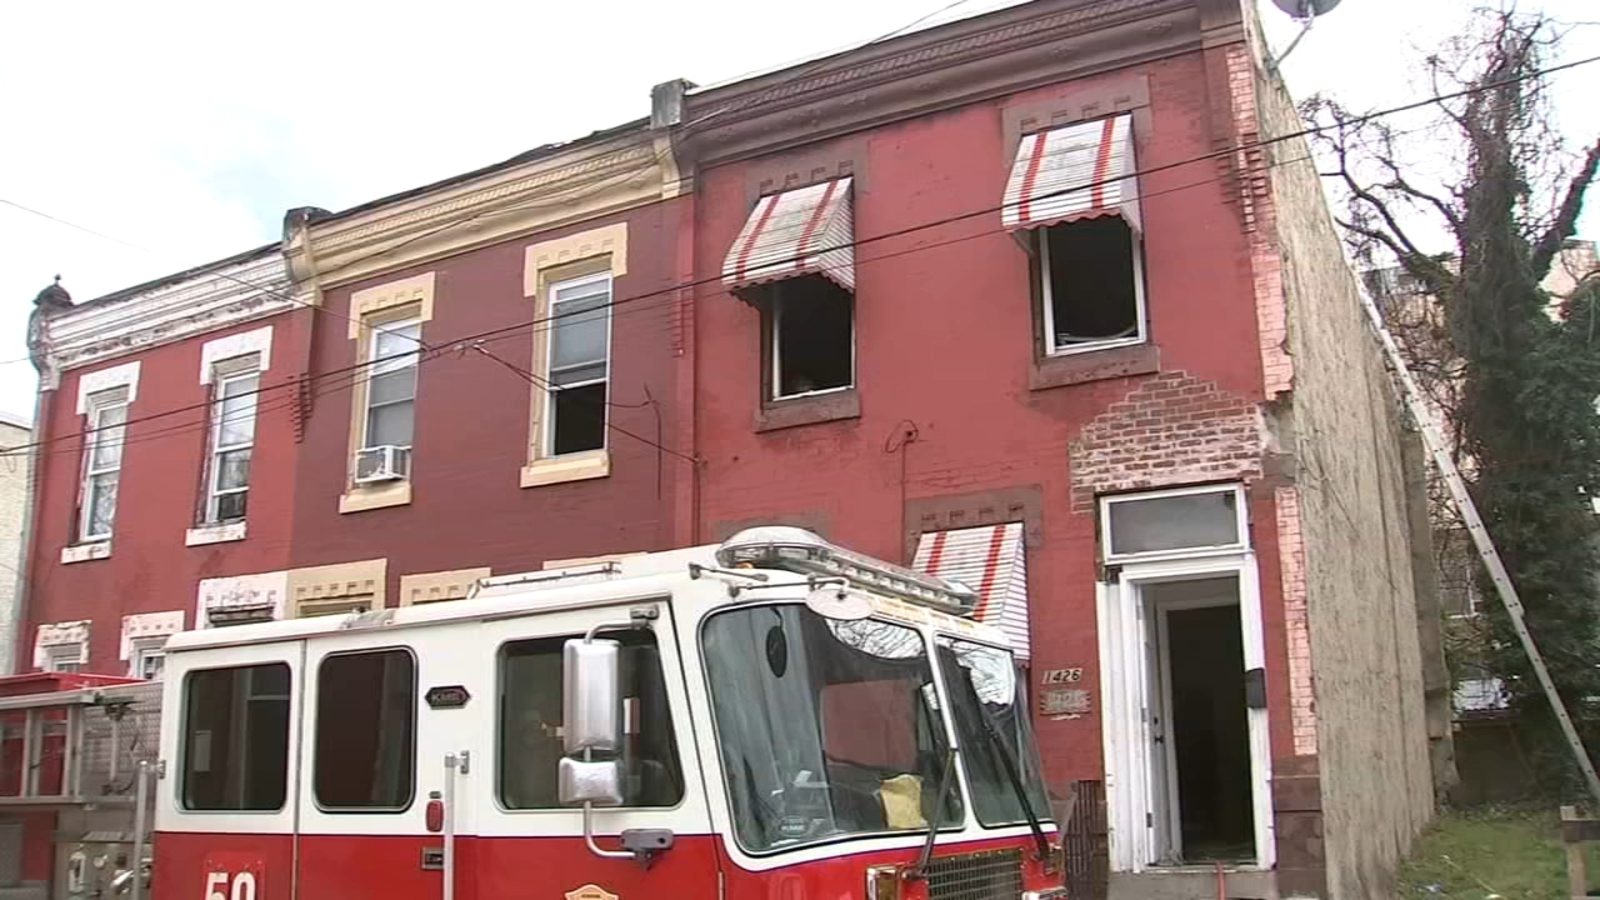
(1068, 371, 1263, 513)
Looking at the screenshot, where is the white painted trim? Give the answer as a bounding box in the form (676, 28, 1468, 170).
(200, 326, 273, 385)
(1040, 222, 1148, 357)
(60, 541, 111, 564)
(75, 361, 140, 414)
(1101, 483, 1250, 565)
(1097, 554, 1275, 872)
(34, 620, 90, 670)
(186, 522, 247, 546)
(120, 611, 185, 661)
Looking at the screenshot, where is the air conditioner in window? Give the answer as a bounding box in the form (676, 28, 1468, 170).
(354, 445, 411, 484)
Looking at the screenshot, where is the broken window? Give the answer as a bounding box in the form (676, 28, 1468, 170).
(1039, 215, 1145, 354)
(545, 272, 610, 455)
(767, 274, 854, 400)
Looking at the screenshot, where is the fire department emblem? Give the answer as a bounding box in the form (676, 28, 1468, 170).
(565, 886, 618, 900)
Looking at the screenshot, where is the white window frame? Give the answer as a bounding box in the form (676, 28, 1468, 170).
(542, 271, 613, 457)
(1039, 221, 1148, 357)
(1101, 483, 1249, 565)
(362, 317, 423, 452)
(80, 389, 130, 543)
(204, 365, 261, 524)
(43, 644, 85, 674)
(130, 639, 167, 680)
(769, 282, 857, 402)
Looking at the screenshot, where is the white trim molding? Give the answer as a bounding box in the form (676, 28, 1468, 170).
(198, 570, 288, 628)
(42, 249, 293, 389)
(75, 361, 141, 414)
(119, 610, 184, 661)
(200, 325, 274, 384)
(186, 522, 247, 546)
(33, 620, 90, 670)
(61, 541, 111, 564)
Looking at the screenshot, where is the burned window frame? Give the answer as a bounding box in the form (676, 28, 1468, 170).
(1033, 215, 1149, 358)
(311, 647, 418, 813)
(759, 275, 857, 403)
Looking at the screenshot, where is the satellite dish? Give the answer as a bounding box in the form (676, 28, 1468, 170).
(1270, 0, 1341, 16)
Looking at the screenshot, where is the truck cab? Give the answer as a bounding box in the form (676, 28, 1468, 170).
(153, 528, 1065, 900)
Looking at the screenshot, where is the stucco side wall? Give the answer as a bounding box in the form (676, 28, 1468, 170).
(1251, 47, 1435, 900)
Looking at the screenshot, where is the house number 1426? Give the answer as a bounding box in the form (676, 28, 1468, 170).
(1041, 668, 1084, 684)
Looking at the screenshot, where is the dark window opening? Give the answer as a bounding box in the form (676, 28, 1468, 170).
(551, 382, 607, 455)
(181, 663, 291, 811)
(498, 630, 684, 810)
(1040, 216, 1142, 352)
(313, 649, 417, 810)
(768, 275, 854, 399)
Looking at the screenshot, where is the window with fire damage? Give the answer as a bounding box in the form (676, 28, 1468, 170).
(765, 275, 855, 400)
(181, 663, 291, 811)
(1037, 216, 1146, 355)
(497, 630, 683, 810)
(543, 272, 611, 455)
(313, 649, 416, 810)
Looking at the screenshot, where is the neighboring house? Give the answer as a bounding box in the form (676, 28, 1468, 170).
(12, 1, 1444, 898)
(0, 411, 31, 675)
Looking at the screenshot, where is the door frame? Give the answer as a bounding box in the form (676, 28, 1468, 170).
(1096, 553, 1274, 873)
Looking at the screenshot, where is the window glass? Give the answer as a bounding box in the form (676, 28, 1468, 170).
(82, 394, 129, 540)
(546, 275, 611, 456)
(365, 320, 421, 449)
(314, 649, 416, 810)
(207, 370, 258, 523)
(498, 630, 682, 809)
(1106, 489, 1241, 558)
(770, 275, 853, 399)
(182, 663, 291, 811)
(936, 639, 1050, 827)
(1041, 216, 1141, 352)
(702, 606, 960, 854)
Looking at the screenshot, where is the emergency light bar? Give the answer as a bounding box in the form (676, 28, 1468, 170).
(715, 526, 978, 617)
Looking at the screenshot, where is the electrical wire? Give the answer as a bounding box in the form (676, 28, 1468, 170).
(2, 51, 1594, 461)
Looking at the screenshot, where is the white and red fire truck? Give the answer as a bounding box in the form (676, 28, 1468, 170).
(16, 528, 1069, 899)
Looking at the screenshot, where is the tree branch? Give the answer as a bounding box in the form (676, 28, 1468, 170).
(1530, 136, 1600, 279)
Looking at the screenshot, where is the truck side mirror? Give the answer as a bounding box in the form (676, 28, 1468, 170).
(558, 637, 624, 808)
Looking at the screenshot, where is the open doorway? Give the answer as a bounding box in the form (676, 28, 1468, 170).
(1146, 577, 1255, 865)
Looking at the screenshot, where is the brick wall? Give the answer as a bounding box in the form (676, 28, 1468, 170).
(1250, 42, 1436, 900)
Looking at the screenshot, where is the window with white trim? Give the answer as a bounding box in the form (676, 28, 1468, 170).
(43, 644, 85, 673)
(203, 361, 260, 523)
(80, 388, 129, 542)
(544, 273, 611, 456)
(130, 640, 166, 680)
(767, 275, 855, 400)
(1101, 484, 1248, 563)
(1038, 217, 1146, 355)
(363, 318, 422, 451)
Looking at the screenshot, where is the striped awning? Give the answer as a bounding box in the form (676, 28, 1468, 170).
(722, 177, 855, 294)
(913, 522, 1030, 661)
(1002, 114, 1140, 234)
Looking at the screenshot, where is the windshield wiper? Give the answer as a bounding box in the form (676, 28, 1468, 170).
(906, 744, 958, 880)
(959, 671, 1051, 864)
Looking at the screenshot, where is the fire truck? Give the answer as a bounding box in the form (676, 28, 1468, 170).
(12, 528, 1068, 899)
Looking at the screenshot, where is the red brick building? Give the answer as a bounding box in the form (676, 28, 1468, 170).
(9, 1, 1448, 897)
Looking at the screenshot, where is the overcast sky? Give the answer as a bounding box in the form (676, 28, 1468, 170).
(2, 0, 1596, 424)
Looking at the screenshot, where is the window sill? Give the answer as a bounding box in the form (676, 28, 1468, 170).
(61, 542, 111, 565)
(1029, 342, 1159, 391)
(339, 480, 413, 514)
(755, 388, 861, 433)
(521, 449, 611, 489)
(186, 521, 247, 546)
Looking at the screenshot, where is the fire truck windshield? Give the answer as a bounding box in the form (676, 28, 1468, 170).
(934, 638, 1052, 828)
(701, 604, 964, 853)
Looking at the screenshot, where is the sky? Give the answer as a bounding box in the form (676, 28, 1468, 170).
(1, 0, 1596, 425)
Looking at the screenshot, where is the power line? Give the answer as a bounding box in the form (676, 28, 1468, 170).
(2, 51, 1593, 461)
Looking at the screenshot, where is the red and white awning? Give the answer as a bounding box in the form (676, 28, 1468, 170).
(1002, 113, 1140, 234)
(722, 177, 855, 293)
(913, 522, 1030, 661)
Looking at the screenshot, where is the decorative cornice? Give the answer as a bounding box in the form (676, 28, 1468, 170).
(41, 250, 293, 388)
(680, 0, 1211, 167)
(292, 130, 677, 293)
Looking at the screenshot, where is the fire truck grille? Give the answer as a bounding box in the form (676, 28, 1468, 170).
(923, 847, 1025, 900)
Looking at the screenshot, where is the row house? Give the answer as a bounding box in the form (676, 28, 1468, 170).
(11, 0, 1445, 897)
